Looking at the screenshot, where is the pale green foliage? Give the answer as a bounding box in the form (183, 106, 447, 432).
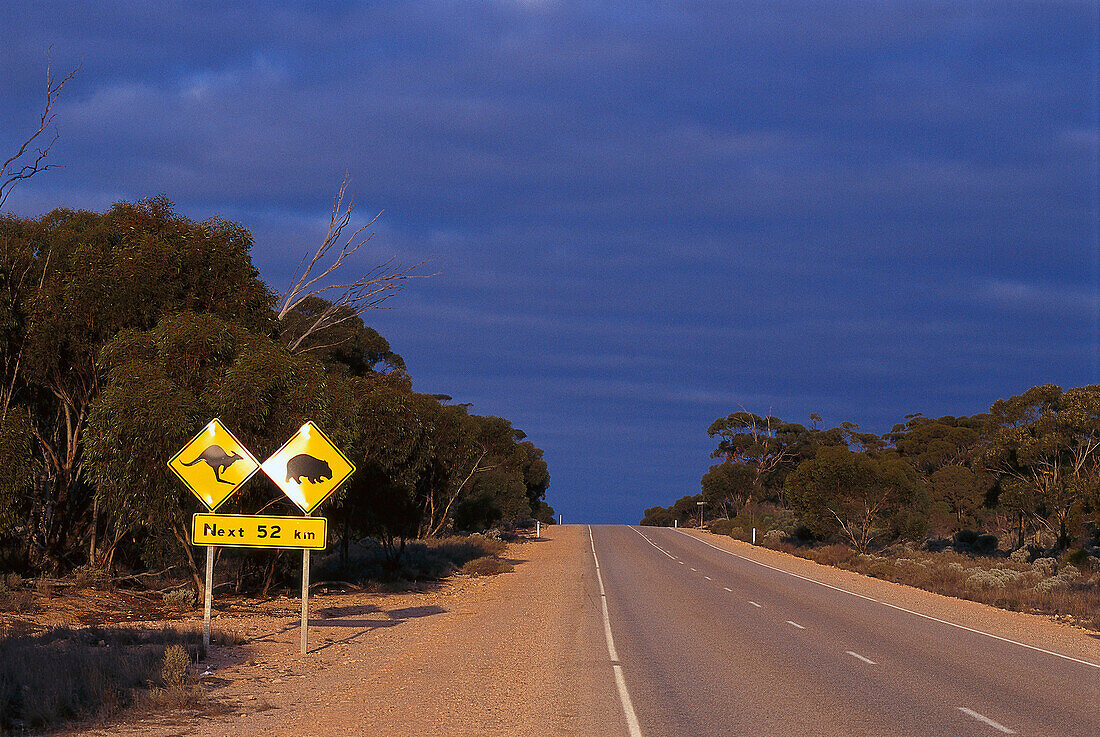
(0, 413, 35, 534)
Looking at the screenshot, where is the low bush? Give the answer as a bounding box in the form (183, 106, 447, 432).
(314, 534, 508, 584)
(0, 589, 34, 613)
(758, 542, 1100, 630)
(0, 625, 235, 734)
(707, 519, 742, 538)
(458, 556, 514, 577)
(161, 588, 195, 608)
(148, 644, 200, 708)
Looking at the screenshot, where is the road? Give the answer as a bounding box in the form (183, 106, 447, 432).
(590, 525, 1100, 737)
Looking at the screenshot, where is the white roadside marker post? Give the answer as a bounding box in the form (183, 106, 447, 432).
(536, 520, 540, 538)
(559, 514, 562, 525)
(203, 545, 214, 651)
(752, 527, 757, 544)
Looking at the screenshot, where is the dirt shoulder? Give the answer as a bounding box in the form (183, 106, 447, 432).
(680, 529, 1100, 666)
(73, 525, 620, 737)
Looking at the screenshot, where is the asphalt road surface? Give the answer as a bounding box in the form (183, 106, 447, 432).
(588, 525, 1100, 737)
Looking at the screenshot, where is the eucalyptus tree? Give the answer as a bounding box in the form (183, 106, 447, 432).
(980, 384, 1100, 549)
(785, 446, 927, 552)
(84, 311, 327, 597)
(4, 199, 273, 571)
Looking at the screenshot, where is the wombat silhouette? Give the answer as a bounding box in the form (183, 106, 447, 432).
(285, 453, 332, 485)
(180, 445, 243, 485)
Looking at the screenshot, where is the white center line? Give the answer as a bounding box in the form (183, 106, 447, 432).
(957, 707, 1016, 734)
(787, 620, 805, 629)
(628, 526, 677, 559)
(690, 567, 697, 572)
(588, 526, 643, 737)
(748, 601, 762, 608)
(704, 576, 712, 580)
(723, 587, 732, 592)
(846, 651, 877, 665)
(674, 529, 1100, 670)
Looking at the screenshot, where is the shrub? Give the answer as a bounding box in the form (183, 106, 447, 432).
(0, 589, 34, 613)
(0, 625, 231, 733)
(791, 525, 815, 544)
(314, 534, 509, 583)
(160, 645, 190, 688)
(966, 568, 1024, 589)
(459, 557, 514, 577)
(974, 534, 998, 555)
(1009, 547, 1031, 564)
(954, 529, 979, 545)
(707, 519, 740, 538)
(1033, 557, 1058, 576)
(1064, 548, 1092, 568)
(162, 588, 195, 607)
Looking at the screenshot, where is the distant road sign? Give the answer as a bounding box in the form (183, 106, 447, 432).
(168, 419, 260, 510)
(191, 513, 327, 550)
(261, 421, 355, 514)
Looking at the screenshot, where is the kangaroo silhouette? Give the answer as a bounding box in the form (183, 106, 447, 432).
(180, 445, 243, 485)
(285, 454, 332, 485)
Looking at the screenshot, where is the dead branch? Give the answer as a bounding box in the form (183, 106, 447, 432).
(0, 52, 80, 210)
(277, 174, 431, 352)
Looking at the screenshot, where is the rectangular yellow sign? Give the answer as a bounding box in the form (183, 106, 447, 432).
(191, 513, 327, 550)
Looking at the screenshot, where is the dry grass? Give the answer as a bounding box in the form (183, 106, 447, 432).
(0, 624, 239, 734)
(761, 539, 1100, 630)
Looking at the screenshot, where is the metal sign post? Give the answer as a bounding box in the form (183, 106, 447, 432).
(172, 418, 352, 659)
(301, 545, 310, 655)
(203, 546, 214, 650)
(301, 544, 310, 655)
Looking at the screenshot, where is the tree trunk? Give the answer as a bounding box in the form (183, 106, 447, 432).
(172, 522, 204, 602)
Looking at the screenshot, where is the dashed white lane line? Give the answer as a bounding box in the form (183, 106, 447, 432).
(723, 587, 732, 592)
(674, 529, 1100, 670)
(748, 601, 762, 608)
(678, 561, 684, 564)
(628, 526, 676, 559)
(704, 576, 712, 581)
(786, 620, 805, 630)
(846, 651, 877, 665)
(957, 707, 1016, 734)
(690, 567, 697, 572)
(589, 526, 643, 737)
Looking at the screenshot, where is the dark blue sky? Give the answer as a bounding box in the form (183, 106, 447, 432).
(3, 2, 1097, 523)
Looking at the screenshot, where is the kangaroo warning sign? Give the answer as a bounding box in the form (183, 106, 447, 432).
(191, 513, 327, 550)
(260, 421, 355, 514)
(168, 419, 260, 511)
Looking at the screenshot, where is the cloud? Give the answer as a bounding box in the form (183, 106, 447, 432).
(2, 1, 1094, 522)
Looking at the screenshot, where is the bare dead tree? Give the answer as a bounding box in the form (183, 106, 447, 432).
(277, 175, 428, 352)
(0, 53, 80, 211)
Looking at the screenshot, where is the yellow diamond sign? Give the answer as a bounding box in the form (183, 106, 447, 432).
(261, 421, 355, 514)
(168, 419, 260, 511)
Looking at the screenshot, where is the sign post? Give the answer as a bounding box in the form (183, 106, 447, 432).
(170, 418, 353, 657)
(203, 547, 214, 650)
(167, 419, 259, 652)
(260, 421, 355, 655)
(301, 542, 310, 655)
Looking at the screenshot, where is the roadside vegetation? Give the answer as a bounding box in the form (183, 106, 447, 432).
(0, 198, 542, 733)
(642, 394, 1100, 628)
(0, 199, 554, 599)
(0, 624, 240, 735)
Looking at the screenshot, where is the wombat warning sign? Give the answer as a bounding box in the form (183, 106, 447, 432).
(260, 421, 355, 514)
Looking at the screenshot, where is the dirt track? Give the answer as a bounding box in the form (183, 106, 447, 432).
(82, 525, 623, 737)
